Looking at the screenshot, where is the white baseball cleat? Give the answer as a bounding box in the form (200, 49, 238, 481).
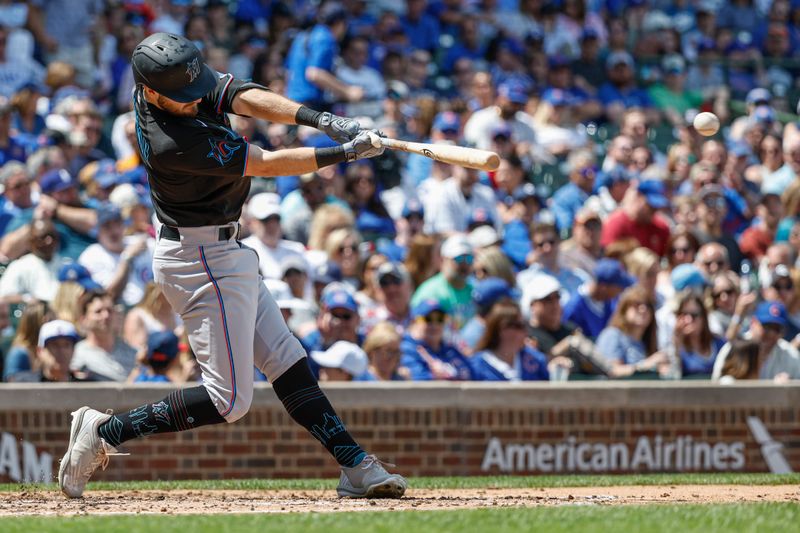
(58, 406, 119, 498)
(337, 454, 407, 498)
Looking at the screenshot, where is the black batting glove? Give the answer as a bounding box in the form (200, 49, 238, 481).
(318, 112, 362, 143)
(342, 130, 385, 161)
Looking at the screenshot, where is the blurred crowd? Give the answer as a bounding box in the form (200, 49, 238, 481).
(2, 0, 800, 385)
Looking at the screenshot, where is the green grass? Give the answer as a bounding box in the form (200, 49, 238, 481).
(2, 472, 799, 493)
(1, 504, 799, 533)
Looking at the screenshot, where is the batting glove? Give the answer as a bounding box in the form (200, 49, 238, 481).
(318, 112, 361, 143)
(342, 130, 385, 161)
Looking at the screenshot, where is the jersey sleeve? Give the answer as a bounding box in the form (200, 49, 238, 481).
(203, 73, 270, 116)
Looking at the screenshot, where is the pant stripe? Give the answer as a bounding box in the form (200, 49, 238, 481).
(199, 245, 237, 418)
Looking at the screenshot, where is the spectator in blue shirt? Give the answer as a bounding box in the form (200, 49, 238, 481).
(501, 182, 543, 271)
(401, 0, 441, 52)
(458, 277, 518, 354)
(671, 293, 725, 378)
(471, 305, 554, 381)
(400, 299, 474, 381)
(550, 149, 597, 233)
(563, 258, 634, 340)
(597, 51, 657, 124)
(284, 3, 363, 108)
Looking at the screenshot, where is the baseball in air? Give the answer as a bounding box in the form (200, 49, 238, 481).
(693, 112, 720, 136)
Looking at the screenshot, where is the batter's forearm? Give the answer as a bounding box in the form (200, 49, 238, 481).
(231, 88, 304, 124)
(246, 145, 347, 177)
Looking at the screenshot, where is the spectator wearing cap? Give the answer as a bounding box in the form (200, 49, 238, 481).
(533, 88, 590, 157)
(550, 149, 597, 233)
(10, 319, 80, 383)
(518, 221, 588, 305)
(586, 166, 632, 220)
(2, 301, 51, 382)
(458, 277, 518, 355)
(470, 304, 556, 382)
(730, 88, 773, 141)
(57, 262, 102, 292)
(597, 51, 658, 124)
(713, 301, 800, 381)
(563, 259, 633, 340)
(336, 35, 386, 119)
(500, 182, 543, 270)
(357, 321, 409, 381)
(70, 290, 137, 382)
(310, 260, 343, 304)
(601, 180, 671, 257)
(739, 193, 783, 262)
(596, 286, 667, 378)
(77, 159, 119, 207)
(522, 273, 576, 358)
(411, 235, 476, 331)
(404, 111, 462, 190)
(1, 168, 98, 261)
(425, 163, 501, 236)
(0, 218, 62, 302)
(299, 287, 362, 368)
(761, 264, 800, 343)
(311, 340, 369, 382)
(242, 192, 308, 281)
(0, 161, 33, 235)
(133, 331, 180, 383)
(648, 54, 706, 127)
(545, 54, 602, 123)
(694, 185, 745, 270)
(560, 207, 603, 276)
(464, 80, 538, 154)
(285, 2, 363, 108)
(343, 162, 395, 241)
(361, 262, 413, 336)
(77, 206, 152, 307)
(400, 298, 474, 381)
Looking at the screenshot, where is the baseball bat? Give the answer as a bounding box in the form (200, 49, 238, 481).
(379, 138, 500, 171)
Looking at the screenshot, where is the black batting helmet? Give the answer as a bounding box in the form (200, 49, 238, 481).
(131, 33, 217, 103)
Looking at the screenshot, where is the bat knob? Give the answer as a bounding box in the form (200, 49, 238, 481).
(486, 153, 500, 171)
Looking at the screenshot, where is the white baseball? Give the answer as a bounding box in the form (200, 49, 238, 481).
(693, 112, 720, 137)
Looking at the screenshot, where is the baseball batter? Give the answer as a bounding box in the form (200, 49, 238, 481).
(58, 33, 406, 499)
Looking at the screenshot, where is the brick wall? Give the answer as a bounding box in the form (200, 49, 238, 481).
(0, 382, 798, 482)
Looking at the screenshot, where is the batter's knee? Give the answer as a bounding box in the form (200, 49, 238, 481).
(203, 381, 253, 424)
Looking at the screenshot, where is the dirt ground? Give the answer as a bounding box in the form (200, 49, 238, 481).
(2, 485, 799, 516)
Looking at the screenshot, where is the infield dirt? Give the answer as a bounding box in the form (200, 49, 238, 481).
(2, 485, 798, 516)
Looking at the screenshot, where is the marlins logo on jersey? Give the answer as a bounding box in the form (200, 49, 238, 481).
(207, 138, 241, 165)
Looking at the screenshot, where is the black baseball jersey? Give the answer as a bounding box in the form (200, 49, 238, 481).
(133, 73, 267, 227)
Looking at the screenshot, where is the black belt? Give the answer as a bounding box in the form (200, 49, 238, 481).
(159, 225, 235, 242)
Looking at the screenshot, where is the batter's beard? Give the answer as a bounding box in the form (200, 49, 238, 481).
(156, 95, 199, 117)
